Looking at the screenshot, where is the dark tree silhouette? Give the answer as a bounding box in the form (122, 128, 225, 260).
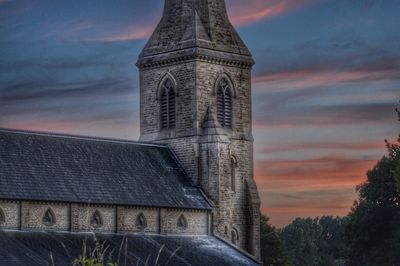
(260, 215, 292, 266)
(344, 107, 400, 266)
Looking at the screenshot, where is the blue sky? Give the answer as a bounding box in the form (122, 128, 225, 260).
(1, 0, 399, 226)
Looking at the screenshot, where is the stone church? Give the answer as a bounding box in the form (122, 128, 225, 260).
(0, 0, 261, 265)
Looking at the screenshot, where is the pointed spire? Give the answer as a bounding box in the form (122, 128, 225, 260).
(182, 10, 211, 44)
(201, 105, 229, 140)
(203, 105, 222, 129)
(138, 0, 251, 59)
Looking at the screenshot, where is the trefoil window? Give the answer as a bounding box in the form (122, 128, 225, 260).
(177, 214, 188, 229)
(135, 213, 147, 229)
(90, 210, 103, 228)
(43, 208, 56, 227)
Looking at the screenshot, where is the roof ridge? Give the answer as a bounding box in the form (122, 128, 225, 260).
(0, 128, 168, 148)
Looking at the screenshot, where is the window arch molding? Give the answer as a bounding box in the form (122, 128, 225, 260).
(156, 72, 178, 100)
(42, 207, 56, 227)
(213, 73, 236, 98)
(90, 210, 103, 228)
(215, 73, 236, 128)
(231, 227, 239, 244)
(157, 72, 178, 130)
(135, 212, 147, 229)
(177, 214, 188, 229)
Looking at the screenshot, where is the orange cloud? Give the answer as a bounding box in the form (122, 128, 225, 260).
(256, 140, 385, 153)
(262, 205, 352, 227)
(254, 155, 377, 226)
(228, 0, 314, 26)
(254, 156, 377, 192)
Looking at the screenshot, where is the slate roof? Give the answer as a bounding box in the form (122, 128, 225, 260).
(0, 231, 259, 266)
(0, 129, 210, 210)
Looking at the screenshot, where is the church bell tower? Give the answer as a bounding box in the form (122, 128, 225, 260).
(137, 0, 261, 258)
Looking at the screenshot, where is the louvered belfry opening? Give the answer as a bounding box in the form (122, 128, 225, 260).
(161, 78, 176, 129)
(217, 78, 232, 128)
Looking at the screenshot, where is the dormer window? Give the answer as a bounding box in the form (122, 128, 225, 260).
(90, 210, 103, 228)
(160, 78, 176, 129)
(42, 208, 56, 227)
(135, 213, 147, 229)
(217, 78, 232, 128)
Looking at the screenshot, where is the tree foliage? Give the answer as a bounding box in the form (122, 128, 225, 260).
(279, 217, 347, 266)
(260, 215, 292, 266)
(344, 112, 400, 266)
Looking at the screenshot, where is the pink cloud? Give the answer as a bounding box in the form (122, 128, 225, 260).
(1, 119, 140, 140)
(228, 0, 314, 26)
(256, 140, 385, 153)
(253, 65, 400, 92)
(254, 156, 377, 192)
(96, 25, 155, 42)
(254, 155, 379, 226)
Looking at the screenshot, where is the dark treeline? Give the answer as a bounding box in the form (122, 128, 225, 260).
(261, 110, 400, 266)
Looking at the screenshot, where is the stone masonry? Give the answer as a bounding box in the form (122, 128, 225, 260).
(0, 200, 209, 236)
(137, 0, 261, 259)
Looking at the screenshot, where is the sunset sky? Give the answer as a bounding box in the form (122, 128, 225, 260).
(1, 0, 399, 227)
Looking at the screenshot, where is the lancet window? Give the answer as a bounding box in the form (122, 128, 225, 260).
(217, 78, 233, 128)
(160, 78, 176, 129)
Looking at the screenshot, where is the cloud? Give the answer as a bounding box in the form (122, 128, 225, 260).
(94, 25, 155, 43)
(255, 155, 377, 191)
(259, 186, 358, 227)
(228, 0, 314, 26)
(1, 119, 140, 141)
(253, 59, 400, 92)
(256, 140, 385, 153)
(253, 102, 397, 128)
(0, 78, 133, 103)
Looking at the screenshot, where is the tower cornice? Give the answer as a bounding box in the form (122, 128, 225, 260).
(137, 47, 254, 70)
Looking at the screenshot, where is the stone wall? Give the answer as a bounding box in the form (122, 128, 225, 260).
(138, 57, 260, 256)
(0, 200, 209, 236)
(21, 202, 69, 231)
(72, 204, 116, 232)
(118, 207, 159, 233)
(160, 209, 208, 235)
(0, 200, 19, 229)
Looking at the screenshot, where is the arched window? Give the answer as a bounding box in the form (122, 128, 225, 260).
(177, 214, 188, 229)
(135, 213, 147, 229)
(90, 210, 103, 228)
(0, 208, 5, 224)
(217, 78, 232, 128)
(160, 78, 176, 129)
(231, 228, 239, 244)
(231, 156, 238, 192)
(42, 208, 56, 226)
